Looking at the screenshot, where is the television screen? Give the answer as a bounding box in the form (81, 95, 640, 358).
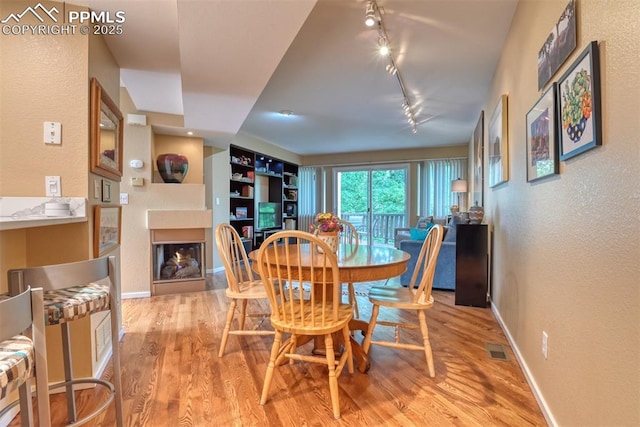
(257, 202, 282, 230)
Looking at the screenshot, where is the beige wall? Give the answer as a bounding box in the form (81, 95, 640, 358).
(484, 1, 639, 425)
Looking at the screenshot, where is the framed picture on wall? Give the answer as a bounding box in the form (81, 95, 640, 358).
(557, 41, 602, 161)
(94, 205, 122, 257)
(488, 95, 509, 188)
(526, 84, 559, 182)
(472, 111, 484, 206)
(537, 0, 577, 90)
(101, 179, 112, 203)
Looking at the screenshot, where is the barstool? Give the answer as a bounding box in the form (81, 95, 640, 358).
(0, 286, 50, 427)
(8, 256, 123, 426)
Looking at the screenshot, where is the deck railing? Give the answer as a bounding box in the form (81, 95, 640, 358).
(341, 213, 406, 245)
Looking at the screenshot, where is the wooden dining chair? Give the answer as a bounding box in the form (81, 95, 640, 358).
(7, 256, 123, 426)
(256, 230, 354, 419)
(338, 219, 360, 318)
(0, 286, 50, 427)
(215, 224, 274, 357)
(362, 224, 443, 377)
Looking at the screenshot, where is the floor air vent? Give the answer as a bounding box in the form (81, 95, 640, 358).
(485, 342, 508, 361)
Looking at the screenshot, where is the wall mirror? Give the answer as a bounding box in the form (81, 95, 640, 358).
(90, 77, 123, 181)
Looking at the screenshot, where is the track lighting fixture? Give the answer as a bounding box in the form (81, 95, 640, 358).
(364, 0, 418, 134)
(364, 1, 376, 27)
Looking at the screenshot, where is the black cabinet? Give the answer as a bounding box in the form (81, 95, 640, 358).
(455, 224, 489, 308)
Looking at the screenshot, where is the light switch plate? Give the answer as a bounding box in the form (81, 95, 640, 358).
(45, 176, 61, 197)
(120, 193, 129, 205)
(93, 179, 101, 199)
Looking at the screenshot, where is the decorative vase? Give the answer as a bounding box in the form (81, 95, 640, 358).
(468, 203, 485, 224)
(316, 231, 339, 253)
(157, 153, 189, 183)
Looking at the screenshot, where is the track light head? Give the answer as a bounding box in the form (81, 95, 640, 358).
(378, 35, 389, 56)
(386, 64, 397, 75)
(364, 1, 376, 27)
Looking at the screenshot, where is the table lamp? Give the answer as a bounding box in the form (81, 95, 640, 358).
(451, 178, 468, 212)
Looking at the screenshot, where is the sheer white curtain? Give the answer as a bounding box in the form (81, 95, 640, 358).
(298, 166, 317, 232)
(422, 158, 468, 219)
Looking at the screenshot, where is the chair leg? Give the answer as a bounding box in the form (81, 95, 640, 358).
(60, 323, 77, 423)
(324, 334, 341, 419)
(348, 283, 359, 319)
(341, 326, 354, 374)
(260, 330, 283, 405)
(362, 304, 380, 355)
(239, 299, 248, 330)
(218, 299, 237, 357)
(417, 310, 435, 377)
(109, 295, 124, 427)
(18, 378, 34, 427)
(30, 287, 51, 427)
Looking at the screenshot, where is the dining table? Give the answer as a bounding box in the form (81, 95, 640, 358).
(248, 242, 410, 372)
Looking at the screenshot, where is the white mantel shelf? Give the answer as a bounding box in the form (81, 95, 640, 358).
(146, 209, 213, 230)
(0, 197, 87, 231)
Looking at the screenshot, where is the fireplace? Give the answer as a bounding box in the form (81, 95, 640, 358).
(153, 243, 204, 282)
(147, 209, 212, 296)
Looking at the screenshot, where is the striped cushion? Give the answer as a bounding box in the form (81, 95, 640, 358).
(44, 283, 110, 325)
(0, 335, 34, 399)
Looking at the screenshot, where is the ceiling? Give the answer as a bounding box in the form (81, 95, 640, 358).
(75, 0, 518, 156)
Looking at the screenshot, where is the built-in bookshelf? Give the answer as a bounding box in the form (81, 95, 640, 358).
(229, 145, 298, 249)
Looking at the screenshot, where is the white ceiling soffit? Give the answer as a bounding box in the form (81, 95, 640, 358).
(177, 0, 316, 143)
(76, 0, 316, 146)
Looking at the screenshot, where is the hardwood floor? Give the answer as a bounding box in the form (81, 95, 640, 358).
(10, 273, 547, 426)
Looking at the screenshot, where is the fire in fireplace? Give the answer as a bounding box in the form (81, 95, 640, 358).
(153, 243, 204, 282)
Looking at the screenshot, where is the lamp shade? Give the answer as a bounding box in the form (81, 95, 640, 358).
(451, 178, 468, 193)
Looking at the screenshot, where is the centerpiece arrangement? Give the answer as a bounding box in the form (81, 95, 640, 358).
(309, 212, 343, 253)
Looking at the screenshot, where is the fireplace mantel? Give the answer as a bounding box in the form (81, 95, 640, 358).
(146, 209, 212, 230)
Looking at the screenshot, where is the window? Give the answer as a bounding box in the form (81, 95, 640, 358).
(422, 158, 468, 219)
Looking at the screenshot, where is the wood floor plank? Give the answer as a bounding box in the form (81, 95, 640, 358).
(9, 273, 547, 426)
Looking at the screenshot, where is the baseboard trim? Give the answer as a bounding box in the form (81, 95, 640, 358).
(491, 301, 557, 427)
(122, 291, 151, 299)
